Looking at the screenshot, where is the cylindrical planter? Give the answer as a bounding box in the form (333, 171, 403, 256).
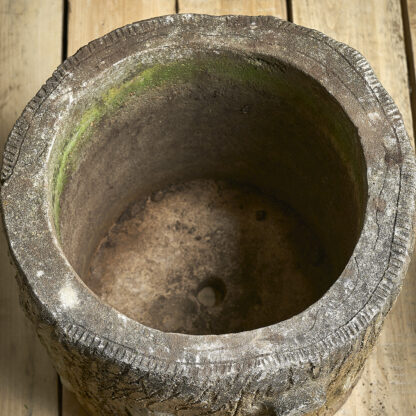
(2, 14, 415, 416)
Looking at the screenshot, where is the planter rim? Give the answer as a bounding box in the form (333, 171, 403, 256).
(2, 13, 416, 376)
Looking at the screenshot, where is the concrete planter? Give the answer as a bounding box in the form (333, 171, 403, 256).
(2, 14, 416, 416)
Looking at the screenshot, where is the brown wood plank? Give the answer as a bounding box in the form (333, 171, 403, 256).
(67, 0, 176, 56)
(292, 1, 416, 414)
(405, 0, 416, 137)
(179, 0, 287, 18)
(408, 0, 416, 71)
(0, 1, 63, 415)
(64, 3, 176, 413)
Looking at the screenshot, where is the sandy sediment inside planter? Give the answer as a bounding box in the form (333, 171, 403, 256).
(85, 178, 334, 335)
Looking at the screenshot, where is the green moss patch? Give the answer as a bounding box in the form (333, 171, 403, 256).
(52, 56, 288, 236)
(51, 55, 361, 238)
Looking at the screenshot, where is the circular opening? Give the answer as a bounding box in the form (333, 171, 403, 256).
(196, 277, 226, 308)
(50, 51, 367, 335)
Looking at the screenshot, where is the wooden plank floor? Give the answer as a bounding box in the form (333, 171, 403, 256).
(0, 2, 62, 416)
(1, 1, 415, 415)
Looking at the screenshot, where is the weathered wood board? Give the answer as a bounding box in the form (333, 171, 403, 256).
(67, 0, 176, 56)
(0, 1, 63, 415)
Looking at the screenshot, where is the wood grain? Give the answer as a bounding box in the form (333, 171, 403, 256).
(292, 1, 416, 415)
(0, 1, 62, 415)
(406, 0, 416, 134)
(408, 0, 416, 67)
(179, 0, 287, 18)
(67, 0, 176, 56)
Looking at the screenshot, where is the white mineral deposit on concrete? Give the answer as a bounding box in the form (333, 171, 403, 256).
(368, 111, 381, 122)
(59, 285, 79, 309)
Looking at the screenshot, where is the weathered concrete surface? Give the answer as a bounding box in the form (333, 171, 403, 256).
(1, 14, 416, 416)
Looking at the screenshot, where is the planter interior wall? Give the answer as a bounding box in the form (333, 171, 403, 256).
(55, 52, 367, 335)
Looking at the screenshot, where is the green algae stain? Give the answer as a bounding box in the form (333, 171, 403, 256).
(52, 62, 199, 236)
(51, 57, 291, 237)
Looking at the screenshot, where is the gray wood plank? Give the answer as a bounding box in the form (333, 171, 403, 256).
(0, 1, 63, 415)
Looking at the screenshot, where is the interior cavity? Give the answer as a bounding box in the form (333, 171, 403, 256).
(51, 52, 367, 335)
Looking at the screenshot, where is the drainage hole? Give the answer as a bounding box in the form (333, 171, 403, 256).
(196, 278, 226, 307)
